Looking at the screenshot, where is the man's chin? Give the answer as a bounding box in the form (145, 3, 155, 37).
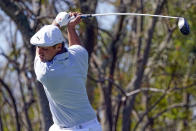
(40, 59, 46, 62)
(39, 57, 46, 62)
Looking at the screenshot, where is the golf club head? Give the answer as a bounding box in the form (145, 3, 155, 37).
(178, 17, 190, 35)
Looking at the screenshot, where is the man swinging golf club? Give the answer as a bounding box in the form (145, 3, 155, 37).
(30, 12, 102, 131)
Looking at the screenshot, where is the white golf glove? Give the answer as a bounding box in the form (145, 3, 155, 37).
(55, 12, 75, 27)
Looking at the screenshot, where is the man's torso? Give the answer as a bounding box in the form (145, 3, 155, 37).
(34, 45, 96, 127)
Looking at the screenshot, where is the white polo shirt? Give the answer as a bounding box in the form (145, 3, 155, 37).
(34, 45, 97, 128)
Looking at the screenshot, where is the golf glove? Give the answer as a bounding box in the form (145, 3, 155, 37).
(55, 12, 74, 27)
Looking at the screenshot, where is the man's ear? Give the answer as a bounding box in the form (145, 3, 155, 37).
(55, 43, 62, 51)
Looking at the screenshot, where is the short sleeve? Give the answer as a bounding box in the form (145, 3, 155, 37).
(34, 55, 41, 81)
(34, 55, 39, 71)
(68, 45, 89, 74)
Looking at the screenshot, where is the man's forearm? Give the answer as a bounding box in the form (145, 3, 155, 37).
(67, 27, 81, 47)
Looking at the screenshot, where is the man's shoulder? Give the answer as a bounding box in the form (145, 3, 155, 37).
(68, 45, 89, 73)
(68, 45, 88, 59)
(68, 45, 88, 54)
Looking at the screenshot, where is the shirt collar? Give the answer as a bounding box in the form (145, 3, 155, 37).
(49, 48, 69, 63)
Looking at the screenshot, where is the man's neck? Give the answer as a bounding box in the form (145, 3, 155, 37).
(56, 47, 67, 55)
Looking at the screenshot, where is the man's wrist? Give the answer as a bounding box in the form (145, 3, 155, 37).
(67, 26, 75, 31)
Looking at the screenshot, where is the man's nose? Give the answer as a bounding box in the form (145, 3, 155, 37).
(38, 48, 43, 54)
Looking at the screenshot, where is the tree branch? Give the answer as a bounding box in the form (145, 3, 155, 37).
(0, 78, 21, 131)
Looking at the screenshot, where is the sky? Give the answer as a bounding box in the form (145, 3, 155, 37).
(96, 1, 116, 30)
(0, 9, 24, 68)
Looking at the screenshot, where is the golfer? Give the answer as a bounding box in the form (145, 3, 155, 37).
(30, 12, 102, 131)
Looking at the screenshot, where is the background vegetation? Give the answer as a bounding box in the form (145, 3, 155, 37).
(0, 0, 196, 131)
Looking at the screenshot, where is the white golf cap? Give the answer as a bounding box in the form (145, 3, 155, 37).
(30, 25, 65, 47)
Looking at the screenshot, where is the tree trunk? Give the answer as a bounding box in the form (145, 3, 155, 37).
(79, 0, 98, 109)
(122, 0, 167, 130)
(0, 113, 3, 131)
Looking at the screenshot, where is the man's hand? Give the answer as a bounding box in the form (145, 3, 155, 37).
(53, 12, 81, 28)
(67, 12, 81, 30)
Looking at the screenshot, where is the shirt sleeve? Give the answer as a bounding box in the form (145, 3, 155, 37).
(68, 45, 89, 74)
(34, 55, 41, 80)
(34, 55, 39, 71)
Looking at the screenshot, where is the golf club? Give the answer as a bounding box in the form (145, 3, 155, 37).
(77, 12, 190, 35)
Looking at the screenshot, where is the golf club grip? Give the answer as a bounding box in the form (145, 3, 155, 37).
(80, 14, 93, 19)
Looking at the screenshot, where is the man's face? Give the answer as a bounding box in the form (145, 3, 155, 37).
(37, 44, 61, 62)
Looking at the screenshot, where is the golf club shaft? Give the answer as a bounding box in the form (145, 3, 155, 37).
(78, 12, 190, 35)
(80, 13, 180, 19)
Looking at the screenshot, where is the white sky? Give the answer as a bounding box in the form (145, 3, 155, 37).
(96, 1, 116, 30)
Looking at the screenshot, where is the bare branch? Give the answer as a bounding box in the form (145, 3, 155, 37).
(124, 88, 165, 98)
(88, 74, 127, 96)
(0, 78, 21, 131)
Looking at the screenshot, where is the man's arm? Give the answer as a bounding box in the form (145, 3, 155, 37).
(66, 12, 82, 47)
(67, 22, 81, 47)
